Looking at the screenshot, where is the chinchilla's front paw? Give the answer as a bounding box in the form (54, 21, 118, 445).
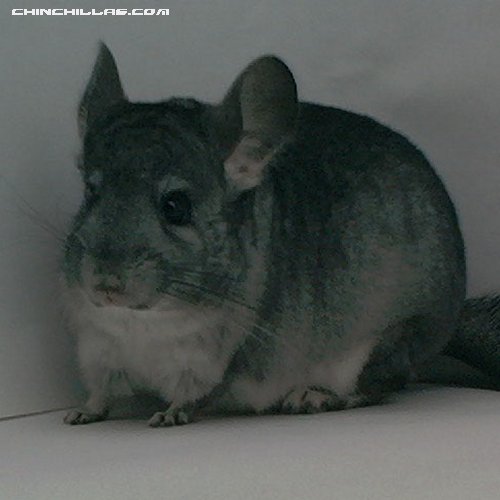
(281, 386, 344, 414)
(64, 408, 108, 425)
(148, 406, 194, 428)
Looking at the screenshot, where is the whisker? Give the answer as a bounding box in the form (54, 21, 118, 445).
(161, 288, 277, 354)
(168, 277, 255, 312)
(168, 265, 242, 285)
(166, 279, 303, 363)
(0, 175, 68, 242)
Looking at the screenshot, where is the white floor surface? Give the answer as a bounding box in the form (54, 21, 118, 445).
(1, 386, 499, 500)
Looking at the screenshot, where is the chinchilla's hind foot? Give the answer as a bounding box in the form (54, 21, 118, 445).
(280, 386, 345, 414)
(64, 408, 108, 425)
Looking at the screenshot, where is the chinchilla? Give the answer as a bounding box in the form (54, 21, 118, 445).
(63, 43, 499, 427)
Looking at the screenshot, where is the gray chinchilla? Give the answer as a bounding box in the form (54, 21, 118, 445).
(63, 43, 499, 427)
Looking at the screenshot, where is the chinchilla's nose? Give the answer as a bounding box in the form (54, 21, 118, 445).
(92, 275, 127, 307)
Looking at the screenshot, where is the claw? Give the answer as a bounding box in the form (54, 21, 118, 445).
(148, 408, 192, 428)
(64, 409, 107, 425)
(281, 387, 342, 414)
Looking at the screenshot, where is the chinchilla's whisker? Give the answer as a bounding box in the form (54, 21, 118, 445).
(163, 288, 278, 354)
(223, 319, 277, 354)
(0, 175, 67, 242)
(168, 277, 255, 312)
(15, 205, 66, 243)
(166, 279, 303, 361)
(168, 265, 241, 285)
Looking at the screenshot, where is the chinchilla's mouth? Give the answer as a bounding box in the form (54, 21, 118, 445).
(83, 286, 189, 313)
(87, 288, 156, 311)
(91, 300, 153, 311)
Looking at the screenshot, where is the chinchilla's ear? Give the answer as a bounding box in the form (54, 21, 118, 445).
(214, 55, 298, 192)
(78, 42, 125, 137)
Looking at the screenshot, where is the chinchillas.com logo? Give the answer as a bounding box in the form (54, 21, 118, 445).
(12, 8, 170, 16)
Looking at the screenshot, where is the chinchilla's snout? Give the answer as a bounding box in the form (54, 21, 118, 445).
(91, 275, 129, 308)
(78, 241, 163, 310)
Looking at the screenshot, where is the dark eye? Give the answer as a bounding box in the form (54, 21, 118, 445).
(161, 190, 192, 226)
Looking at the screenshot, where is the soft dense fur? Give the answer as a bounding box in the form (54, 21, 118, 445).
(63, 44, 497, 427)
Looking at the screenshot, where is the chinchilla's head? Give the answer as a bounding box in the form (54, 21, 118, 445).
(63, 43, 298, 311)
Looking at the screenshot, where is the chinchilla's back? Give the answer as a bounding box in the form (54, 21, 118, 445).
(259, 102, 465, 347)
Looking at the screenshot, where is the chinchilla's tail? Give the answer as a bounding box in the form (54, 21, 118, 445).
(414, 295, 500, 390)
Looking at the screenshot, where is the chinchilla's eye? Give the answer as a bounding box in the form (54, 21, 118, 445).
(161, 190, 192, 226)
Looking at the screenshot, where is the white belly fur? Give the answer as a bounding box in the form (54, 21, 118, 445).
(66, 289, 238, 404)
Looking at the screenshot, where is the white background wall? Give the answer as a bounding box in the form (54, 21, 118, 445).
(1, 0, 500, 418)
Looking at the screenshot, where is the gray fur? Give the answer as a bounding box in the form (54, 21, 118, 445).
(63, 44, 496, 427)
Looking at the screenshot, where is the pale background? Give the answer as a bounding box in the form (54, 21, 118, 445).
(1, 0, 500, 418)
